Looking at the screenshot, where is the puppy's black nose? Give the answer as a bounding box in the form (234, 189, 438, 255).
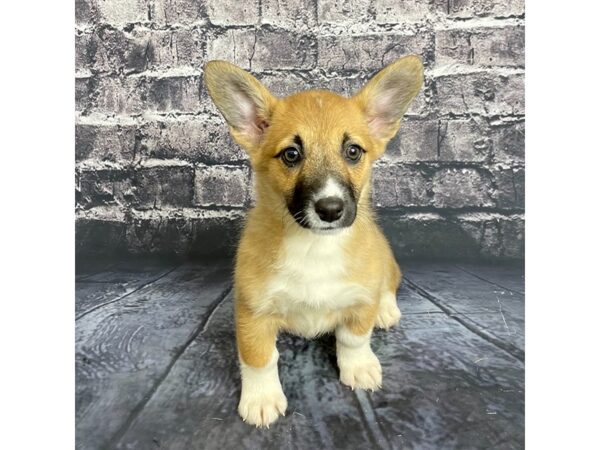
(315, 197, 344, 222)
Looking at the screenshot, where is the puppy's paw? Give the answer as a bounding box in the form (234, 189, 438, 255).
(238, 387, 287, 428)
(376, 293, 401, 330)
(339, 350, 382, 391)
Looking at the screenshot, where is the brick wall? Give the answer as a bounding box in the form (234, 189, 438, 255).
(75, 0, 525, 260)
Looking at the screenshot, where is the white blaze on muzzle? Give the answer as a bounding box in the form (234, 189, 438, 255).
(313, 178, 345, 202)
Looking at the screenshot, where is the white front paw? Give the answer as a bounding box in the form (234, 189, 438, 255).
(338, 349, 382, 391)
(238, 385, 287, 428)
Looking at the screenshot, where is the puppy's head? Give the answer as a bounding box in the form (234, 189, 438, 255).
(204, 56, 423, 233)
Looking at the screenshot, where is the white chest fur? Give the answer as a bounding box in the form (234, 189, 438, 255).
(263, 229, 370, 337)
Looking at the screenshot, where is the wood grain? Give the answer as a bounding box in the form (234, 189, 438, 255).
(403, 263, 524, 356)
(75, 260, 525, 450)
(76, 261, 232, 449)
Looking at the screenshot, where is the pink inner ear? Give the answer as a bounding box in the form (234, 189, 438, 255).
(232, 90, 269, 143)
(366, 116, 390, 139)
(366, 90, 395, 138)
(241, 118, 269, 144)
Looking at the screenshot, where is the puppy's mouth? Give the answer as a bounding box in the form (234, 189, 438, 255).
(287, 178, 357, 232)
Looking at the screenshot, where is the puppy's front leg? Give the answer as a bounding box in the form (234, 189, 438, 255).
(336, 313, 382, 391)
(236, 302, 287, 427)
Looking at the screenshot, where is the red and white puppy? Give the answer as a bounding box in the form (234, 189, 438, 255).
(204, 56, 423, 427)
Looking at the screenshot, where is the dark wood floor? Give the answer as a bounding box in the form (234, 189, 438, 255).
(76, 258, 524, 450)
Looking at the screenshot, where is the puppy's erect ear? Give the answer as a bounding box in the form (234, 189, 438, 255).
(354, 55, 424, 142)
(204, 61, 277, 150)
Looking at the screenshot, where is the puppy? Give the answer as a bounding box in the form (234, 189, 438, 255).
(204, 56, 423, 427)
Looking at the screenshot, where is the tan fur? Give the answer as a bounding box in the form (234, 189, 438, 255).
(204, 55, 423, 427)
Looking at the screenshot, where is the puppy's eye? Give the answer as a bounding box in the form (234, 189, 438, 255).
(344, 144, 363, 163)
(281, 147, 302, 166)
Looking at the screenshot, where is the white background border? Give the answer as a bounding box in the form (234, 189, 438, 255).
(2, 2, 74, 448)
(527, 1, 600, 448)
(2, 1, 600, 447)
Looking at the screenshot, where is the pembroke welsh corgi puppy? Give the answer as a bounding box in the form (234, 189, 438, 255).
(204, 55, 423, 428)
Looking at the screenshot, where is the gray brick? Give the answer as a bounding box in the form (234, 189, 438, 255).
(133, 164, 195, 207)
(94, 78, 143, 114)
(95, 0, 149, 25)
(126, 212, 194, 254)
(76, 118, 245, 164)
(142, 117, 246, 163)
(317, 0, 371, 25)
(207, 28, 317, 71)
(76, 28, 204, 74)
(87, 0, 207, 26)
(76, 122, 139, 161)
(75, 0, 526, 260)
(194, 165, 251, 207)
(490, 118, 525, 164)
(433, 168, 493, 208)
(457, 213, 502, 257)
(492, 166, 524, 209)
(206, 0, 259, 26)
(384, 119, 439, 162)
(436, 26, 525, 68)
(372, 0, 434, 23)
(253, 29, 317, 71)
(75, 77, 96, 112)
(435, 72, 524, 116)
(77, 167, 135, 208)
(75, 0, 98, 26)
(499, 215, 524, 258)
(78, 164, 194, 208)
(318, 33, 432, 71)
(91, 77, 144, 114)
(438, 119, 491, 162)
(76, 210, 126, 255)
(75, 32, 93, 71)
(456, 212, 524, 259)
(384, 118, 492, 163)
(379, 211, 525, 260)
(149, 0, 206, 26)
(123, 209, 245, 255)
(91, 76, 202, 114)
(261, 0, 317, 29)
(257, 71, 349, 97)
(434, 0, 525, 18)
(371, 165, 430, 208)
(206, 29, 255, 70)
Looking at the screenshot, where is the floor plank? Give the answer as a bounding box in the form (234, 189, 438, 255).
(76, 261, 232, 450)
(76, 260, 525, 450)
(76, 258, 115, 280)
(114, 292, 380, 450)
(75, 260, 180, 317)
(111, 275, 523, 450)
(454, 263, 525, 295)
(402, 263, 524, 357)
(371, 311, 524, 449)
